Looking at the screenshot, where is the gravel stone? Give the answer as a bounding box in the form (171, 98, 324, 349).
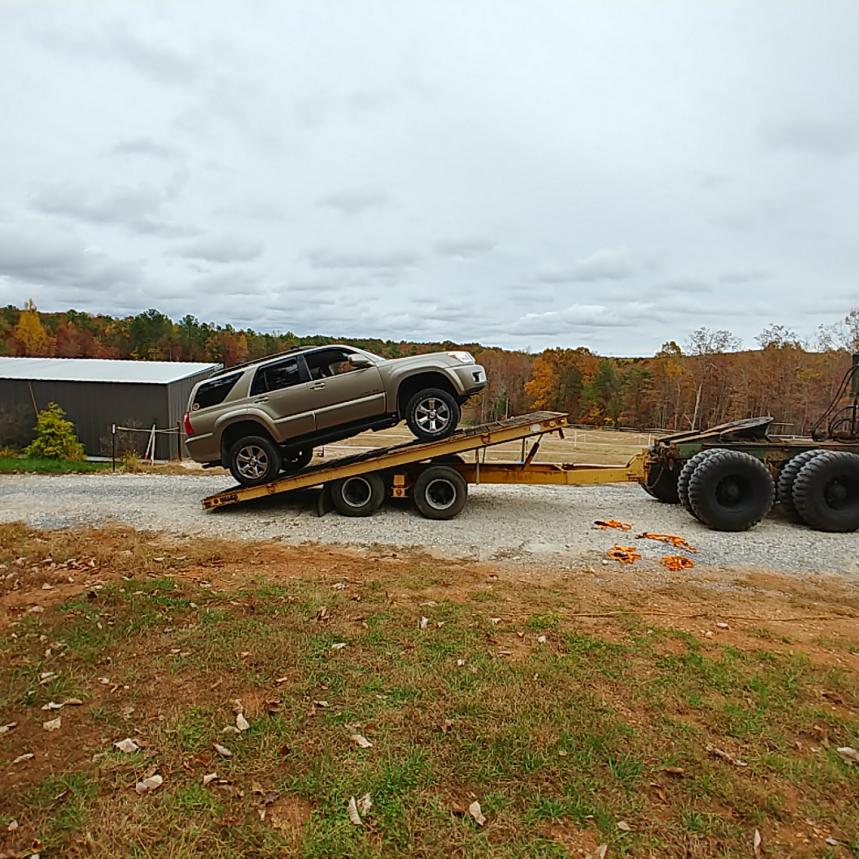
(0, 473, 856, 578)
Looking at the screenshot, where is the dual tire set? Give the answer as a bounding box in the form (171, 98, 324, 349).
(327, 464, 468, 520)
(668, 448, 859, 532)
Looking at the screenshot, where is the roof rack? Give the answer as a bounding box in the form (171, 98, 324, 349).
(221, 345, 306, 374)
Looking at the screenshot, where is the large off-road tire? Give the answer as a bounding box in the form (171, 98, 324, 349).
(687, 450, 774, 531)
(677, 449, 722, 517)
(405, 388, 460, 442)
(792, 451, 859, 533)
(642, 462, 679, 503)
(412, 465, 468, 520)
(776, 449, 827, 521)
(329, 473, 386, 517)
(228, 435, 282, 486)
(281, 448, 313, 474)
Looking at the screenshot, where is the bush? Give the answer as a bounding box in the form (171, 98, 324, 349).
(24, 403, 85, 461)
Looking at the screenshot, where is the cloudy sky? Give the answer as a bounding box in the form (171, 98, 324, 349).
(0, 1, 856, 355)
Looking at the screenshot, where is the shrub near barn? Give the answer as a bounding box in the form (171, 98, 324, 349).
(24, 403, 85, 461)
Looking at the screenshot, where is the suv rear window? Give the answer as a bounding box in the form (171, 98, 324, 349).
(193, 372, 242, 409)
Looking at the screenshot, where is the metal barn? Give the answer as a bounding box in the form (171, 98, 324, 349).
(0, 358, 220, 459)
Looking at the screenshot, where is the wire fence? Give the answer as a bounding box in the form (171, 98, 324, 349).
(110, 423, 186, 470)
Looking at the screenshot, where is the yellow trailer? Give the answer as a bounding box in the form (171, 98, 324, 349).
(202, 411, 645, 520)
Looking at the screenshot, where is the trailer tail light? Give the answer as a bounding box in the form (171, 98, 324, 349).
(183, 412, 194, 438)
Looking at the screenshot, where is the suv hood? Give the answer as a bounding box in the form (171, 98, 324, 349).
(382, 351, 474, 369)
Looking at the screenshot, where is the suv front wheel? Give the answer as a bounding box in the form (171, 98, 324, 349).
(228, 435, 282, 486)
(405, 388, 460, 441)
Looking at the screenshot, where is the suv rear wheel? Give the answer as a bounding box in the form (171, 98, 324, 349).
(405, 388, 460, 441)
(228, 435, 282, 486)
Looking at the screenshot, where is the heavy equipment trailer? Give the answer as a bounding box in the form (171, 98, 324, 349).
(202, 411, 646, 520)
(643, 356, 859, 532)
(202, 362, 859, 532)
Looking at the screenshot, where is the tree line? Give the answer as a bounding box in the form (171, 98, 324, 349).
(4, 302, 858, 435)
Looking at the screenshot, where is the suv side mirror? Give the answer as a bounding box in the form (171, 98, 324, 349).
(348, 354, 372, 368)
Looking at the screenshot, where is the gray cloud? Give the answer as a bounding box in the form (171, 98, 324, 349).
(0, 224, 140, 291)
(760, 119, 859, 158)
(108, 137, 181, 161)
(30, 181, 193, 237)
(174, 236, 264, 264)
(657, 278, 712, 294)
(538, 247, 635, 283)
(317, 189, 391, 216)
(306, 248, 420, 271)
(436, 237, 496, 259)
(719, 269, 768, 285)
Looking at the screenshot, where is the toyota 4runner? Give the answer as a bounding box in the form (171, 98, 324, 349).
(183, 345, 486, 486)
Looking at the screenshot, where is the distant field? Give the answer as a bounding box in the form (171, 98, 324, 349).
(319, 424, 657, 466)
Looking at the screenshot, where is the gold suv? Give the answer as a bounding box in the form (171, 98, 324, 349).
(183, 345, 486, 486)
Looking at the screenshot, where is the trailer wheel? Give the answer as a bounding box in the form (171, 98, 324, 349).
(642, 462, 679, 503)
(412, 466, 468, 520)
(330, 473, 386, 517)
(228, 435, 282, 486)
(687, 450, 774, 531)
(792, 452, 859, 532)
(677, 449, 721, 517)
(776, 449, 827, 521)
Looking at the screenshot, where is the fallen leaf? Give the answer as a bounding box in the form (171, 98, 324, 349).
(358, 793, 372, 815)
(331, 642, 347, 651)
(213, 743, 233, 757)
(63, 698, 83, 706)
(202, 773, 218, 786)
(315, 606, 329, 622)
(753, 828, 762, 857)
(661, 766, 685, 776)
(332, 582, 347, 590)
(313, 700, 330, 709)
(441, 719, 455, 733)
(456, 658, 466, 667)
(489, 617, 501, 625)
(537, 635, 547, 645)
(419, 616, 429, 630)
(468, 800, 486, 826)
(0, 722, 17, 734)
(617, 820, 632, 832)
(236, 713, 250, 732)
(716, 622, 730, 629)
(6, 820, 18, 832)
(350, 733, 373, 749)
(113, 738, 140, 753)
(836, 746, 859, 764)
(135, 774, 163, 794)
(347, 796, 362, 825)
(12, 753, 34, 764)
(274, 676, 290, 684)
(43, 716, 61, 732)
(41, 701, 63, 711)
(826, 836, 843, 846)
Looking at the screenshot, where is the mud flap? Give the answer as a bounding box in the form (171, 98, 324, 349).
(315, 486, 334, 517)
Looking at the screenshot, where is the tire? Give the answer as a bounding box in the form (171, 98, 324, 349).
(642, 462, 679, 503)
(330, 473, 386, 517)
(412, 465, 468, 520)
(677, 449, 722, 517)
(405, 388, 460, 441)
(228, 435, 282, 486)
(281, 448, 313, 474)
(687, 450, 774, 531)
(776, 449, 826, 521)
(792, 451, 859, 533)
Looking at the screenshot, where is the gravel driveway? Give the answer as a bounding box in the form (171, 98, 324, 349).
(1, 473, 856, 578)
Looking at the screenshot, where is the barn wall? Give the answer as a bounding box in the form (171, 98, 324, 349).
(0, 379, 170, 458)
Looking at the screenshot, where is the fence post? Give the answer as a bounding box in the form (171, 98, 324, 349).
(111, 424, 116, 472)
(176, 421, 182, 461)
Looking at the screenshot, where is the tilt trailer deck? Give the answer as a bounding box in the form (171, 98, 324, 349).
(202, 411, 646, 520)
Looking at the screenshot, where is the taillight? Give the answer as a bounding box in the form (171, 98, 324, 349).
(183, 412, 194, 437)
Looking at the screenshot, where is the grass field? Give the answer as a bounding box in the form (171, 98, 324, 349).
(1, 525, 858, 857)
(0, 457, 111, 475)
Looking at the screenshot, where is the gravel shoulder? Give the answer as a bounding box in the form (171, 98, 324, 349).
(1, 472, 856, 579)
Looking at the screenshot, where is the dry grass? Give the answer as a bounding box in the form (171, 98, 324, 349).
(1, 525, 858, 858)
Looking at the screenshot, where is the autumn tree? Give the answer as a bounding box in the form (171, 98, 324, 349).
(11, 300, 54, 356)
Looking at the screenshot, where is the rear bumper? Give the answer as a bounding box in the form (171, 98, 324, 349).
(186, 433, 220, 465)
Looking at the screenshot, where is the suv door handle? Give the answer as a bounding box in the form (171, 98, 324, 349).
(254, 396, 269, 403)
(310, 381, 326, 390)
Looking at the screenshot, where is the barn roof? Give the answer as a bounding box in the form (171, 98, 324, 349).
(0, 357, 221, 385)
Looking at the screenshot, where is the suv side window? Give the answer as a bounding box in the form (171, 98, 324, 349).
(193, 372, 242, 409)
(250, 357, 302, 395)
(305, 348, 355, 380)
